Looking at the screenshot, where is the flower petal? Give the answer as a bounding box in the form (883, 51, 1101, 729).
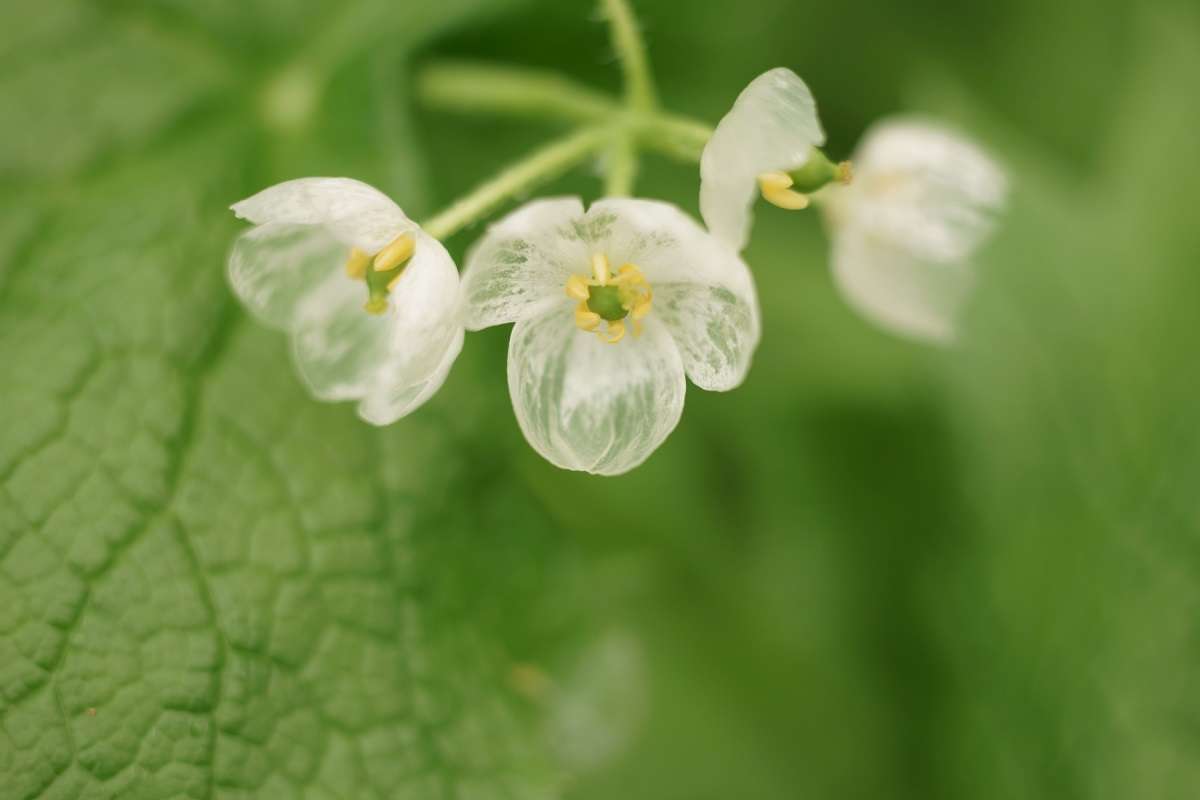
(585, 198, 755, 289)
(829, 119, 1007, 263)
(461, 197, 589, 329)
(653, 281, 759, 391)
(358, 328, 464, 425)
(508, 307, 686, 476)
(227, 222, 345, 329)
(292, 233, 463, 419)
(384, 233, 464, 380)
(831, 230, 971, 344)
(231, 177, 415, 254)
(291, 271, 394, 401)
(583, 198, 761, 389)
(822, 119, 1006, 343)
(700, 68, 826, 251)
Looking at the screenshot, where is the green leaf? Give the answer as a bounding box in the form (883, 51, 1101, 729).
(0, 2, 615, 798)
(0, 1, 231, 179)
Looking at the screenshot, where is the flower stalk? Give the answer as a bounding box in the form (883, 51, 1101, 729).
(602, 0, 658, 111)
(422, 126, 616, 241)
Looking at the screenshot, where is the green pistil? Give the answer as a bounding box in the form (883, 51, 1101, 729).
(586, 284, 628, 321)
(363, 262, 407, 315)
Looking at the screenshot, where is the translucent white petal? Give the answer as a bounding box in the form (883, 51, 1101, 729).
(585, 198, 756, 289)
(508, 307, 686, 476)
(583, 198, 761, 389)
(358, 328, 464, 425)
(653, 282, 759, 391)
(460, 197, 588, 329)
(292, 233, 463, 417)
(700, 68, 826, 251)
(231, 177, 415, 253)
(827, 119, 1007, 263)
(227, 221, 344, 330)
(385, 233, 464, 380)
(822, 118, 1007, 343)
(291, 271, 394, 402)
(831, 230, 971, 344)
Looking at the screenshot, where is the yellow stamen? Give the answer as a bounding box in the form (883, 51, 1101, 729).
(758, 171, 810, 210)
(566, 255, 654, 344)
(575, 303, 601, 331)
(345, 247, 371, 279)
(591, 253, 611, 284)
(605, 319, 626, 344)
(837, 161, 854, 184)
(631, 295, 652, 320)
(386, 271, 405, 292)
(373, 232, 415, 272)
(363, 297, 388, 315)
(613, 263, 646, 286)
(565, 274, 590, 300)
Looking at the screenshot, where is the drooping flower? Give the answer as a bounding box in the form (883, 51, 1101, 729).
(228, 178, 463, 424)
(702, 68, 1007, 343)
(460, 197, 760, 476)
(820, 119, 1008, 343)
(700, 67, 833, 251)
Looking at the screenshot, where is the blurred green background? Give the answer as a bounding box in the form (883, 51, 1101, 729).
(2, 0, 1199, 798)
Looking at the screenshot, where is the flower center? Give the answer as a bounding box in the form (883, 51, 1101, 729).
(343, 232, 416, 315)
(564, 253, 652, 344)
(757, 147, 853, 211)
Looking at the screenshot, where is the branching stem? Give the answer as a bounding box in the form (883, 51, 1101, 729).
(417, 1, 720, 237)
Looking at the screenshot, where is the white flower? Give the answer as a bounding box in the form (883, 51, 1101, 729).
(461, 197, 760, 476)
(701, 67, 1007, 344)
(700, 67, 827, 251)
(821, 119, 1007, 343)
(228, 177, 463, 424)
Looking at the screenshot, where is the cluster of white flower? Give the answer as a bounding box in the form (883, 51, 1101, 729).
(228, 68, 1006, 475)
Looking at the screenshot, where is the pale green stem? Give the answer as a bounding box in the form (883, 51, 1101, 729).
(605, 136, 638, 196)
(420, 61, 715, 165)
(417, 61, 618, 123)
(422, 126, 614, 241)
(637, 113, 714, 163)
(418, 0, 709, 235)
(601, 0, 657, 111)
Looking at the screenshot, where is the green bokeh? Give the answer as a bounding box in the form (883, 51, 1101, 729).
(2, 0, 1198, 798)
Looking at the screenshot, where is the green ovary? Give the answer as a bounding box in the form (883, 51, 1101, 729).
(586, 284, 628, 321)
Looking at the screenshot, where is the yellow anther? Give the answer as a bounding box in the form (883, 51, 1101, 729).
(363, 297, 388, 315)
(566, 255, 652, 344)
(373, 233, 415, 272)
(386, 271, 405, 292)
(837, 160, 854, 185)
(565, 274, 590, 301)
(591, 252, 611, 284)
(345, 247, 371, 279)
(631, 295, 652, 320)
(605, 319, 626, 344)
(613, 263, 646, 286)
(757, 171, 810, 210)
(574, 303, 601, 331)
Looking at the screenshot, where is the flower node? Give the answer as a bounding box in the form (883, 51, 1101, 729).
(565, 253, 653, 344)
